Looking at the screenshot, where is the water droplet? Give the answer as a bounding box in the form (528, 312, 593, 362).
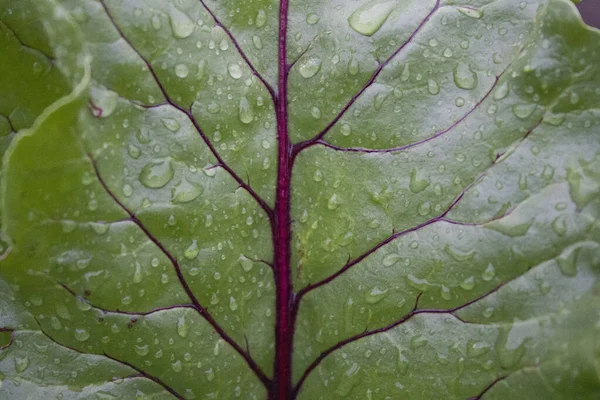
(382, 253, 402, 267)
(134, 344, 149, 356)
(177, 315, 189, 338)
(128, 144, 141, 159)
(298, 55, 322, 78)
(171, 360, 182, 372)
(459, 276, 475, 291)
(239, 255, 254, 272)
(485, 216, 532, 237)
(456, 6, 483, 18)
(227, 63, 243, 79)
(140, 159, 174, 188)
(444, 244, 476, 261)
(443, 48, 453, 58)
(255, 9, 267, 28)
(467, 340, 490, 358)
(348, 57, 359, 76)
(90, 87, 118, 118)
(252, 35, 263, 49)
(455, 97, 465, 107)
(495, 325, 527, 368)
(453, 62, 477, 90)
(169, 6, 195, 39)
(74, 328, 90, 342)
(313, 169, 323, 182)
(327, 194, 339, 210)
(440, 285, 452, 300)
(481, 263, 496, 281)
(311, 106, 321, 119)
(175, 64, 189, 78)
(14, 355, 29, 373)
(133, 262, 143, 284)
(401, 63, 410, 81)
(306, 13, 320, 24)
(409, 168, 430, 193)
(557, 246, 579, 277)
(397, 348, 409, 375)
(493, 81, 509, 100)
(172, 177, 203, 203)
(348, 0, 396, 36)
(410, 335, 428, 349)
(238, 97, 254, 124)
(229, 296, 238, 311)
(551, 215, 567, 236)
(335, 362, 362, 396)
(427, 79, 440, 95)
(364, 286, 389, 304)
(417, 201, 431, 216)
(151, 14, 162, 30)
(184, 240, 199, 260)
(512, 103, 536, 119)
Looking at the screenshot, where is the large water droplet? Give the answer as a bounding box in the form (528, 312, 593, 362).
(239, 255, 254, 272)
(444, 244, 476, 261)
(456, 6, 483, 18)
(172, 177, 203, 203)
(74, 328, 90, 342)
(255, 9, 267, 28)
(427, 79, 440, 95)
(174, 64, 189, 78)
(348, 0, 396, 36)
(177, 315, 189, 338)
(140, 159, 174, 188)
(169, 6, 195, 39)
(382, 253, 401, 267)
(364, 286, 389, 304)
(239, 97, 254, 124)
(184, 240, 199, 260)
(485, 216, 532, 237)
(409, 168, 430, 193)
(512, 103, 536, 119)
(227, 63, 243, 79)
(298, 55, 322, 78)
(493, 81, 509, 100)
(14, 355, 29, 373)
(327, 194, 339, 210)
(453, 62, 477, 90)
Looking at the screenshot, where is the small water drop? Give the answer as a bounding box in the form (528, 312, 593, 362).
(177, 315, 189, 338)
(364, 286, 389, 304)
(427, 79, 440, 95)
(512, 103, 536, 119)
(327, 194, 339, 210)
(456, 6, 483, 18)
(74, 328, 90, 342)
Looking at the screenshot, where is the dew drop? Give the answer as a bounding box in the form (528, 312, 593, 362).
(493, 81, 509, 100)
(348, 0, 396, 36)
(306, 13, 320, 24)
(348, 57, 359, 76)
(456, 6, 483, 18)
(327, 194, 339, 210)
(74, 328, 90, 342)
(177, 315, 189, 338)
(184, 240, 200, 260)
(14, 355, 29, 373)
(255, 9, 267, 28)
(512, 103, 536, 119)
(364, 286, 389, 304)
(139, 159, 174, 188)
(172, 177, 203, 203)
(169, 6, 195, 39)
(427, 79, 440, 95)
(298, 55, 322, 78)
(174, 64, 189, 78)
(238, 97, 254, 124)
(227, 63, 243, 79)
(453, 62, 477, 90)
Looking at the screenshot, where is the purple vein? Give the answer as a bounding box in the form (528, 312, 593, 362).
(292, 0, 441, 155)
(294, 173, 476, 304)
(293, 281, 508, 397)
(316, 66, 509, 154)
(33, 318, 184, 399)
(98, 0, 273, 221)
(56, 281, 196, 316)
(87, 153, 270, 387)
(196, 0, 276, 102)
(467, 376, 507, 400)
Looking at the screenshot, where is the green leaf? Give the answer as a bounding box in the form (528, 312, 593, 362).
(1, 0, 599, 399)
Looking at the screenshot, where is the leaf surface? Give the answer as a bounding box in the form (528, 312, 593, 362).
(1, 0, 599, 399)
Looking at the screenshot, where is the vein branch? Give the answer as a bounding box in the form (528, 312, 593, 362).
(292, 0, 441, 156)
(33, 319, 184, 399)
(315, 66, 508, 154)
(293, 281, 508, 397)
(98, 0, 273, 221)
(196, 0, 276, 102)
(87, 153, 270, 387)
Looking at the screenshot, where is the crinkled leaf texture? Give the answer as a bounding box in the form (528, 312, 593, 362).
(1, 0, 600, 399)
